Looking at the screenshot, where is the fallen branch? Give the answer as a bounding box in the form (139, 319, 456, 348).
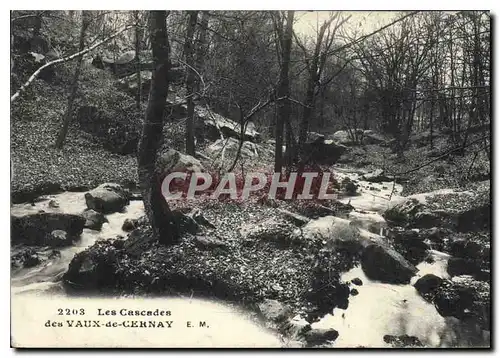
(11, 24, 134, 103)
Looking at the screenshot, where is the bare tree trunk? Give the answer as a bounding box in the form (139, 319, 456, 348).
(138, 10, 178, 245)
(184, 11, 198, 155)
(134, 11, 142, 109)
(54, 11, 90, 149)
(274, 10, 294, 173)
(195, 11, 209, 79)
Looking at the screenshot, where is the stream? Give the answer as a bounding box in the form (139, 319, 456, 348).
(10, 167, 490, 348)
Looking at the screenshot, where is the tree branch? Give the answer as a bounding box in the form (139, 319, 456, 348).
(11, 24, 134, 103)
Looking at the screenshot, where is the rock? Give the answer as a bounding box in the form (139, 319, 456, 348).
(432, 277, 490, 329)
(122, 218, 137, 232)
(361, 244, 418, 284)
(348, 211, 386, 235)
(291, 216, 369, 253)
(239, 217, 294, 246)
(391, 229, 430, 265)
(307, 132, 325, 142)
(117, 70, 152, 96)
(351, 277, 363, 286)
(48, 199, 59, 208)
(447, 257, 482, 278)
(341, 177, 358, 195)
(45, 230, 72, 247)
(302, 138, 347, 165)
(206, 137, 261, 162)
(22, 252, 41, 268)
(362, 169, 391, 183)
(350, 288, 359, 296)
(11, 247, 61, 268)
(11, 181, 63, 204)
(63, 241, 121, 289)
(290, 200, 353, 219)
(278, 209, 310, 226)
(303, 328, 339, 345)
(414, 274, 443, 295)
(92, 50, 158, 77)
(85, 183, 129, 214)
(257, 299, 292, 322)
(156, 148, 205, 175)
(383, 334, 423, 347)
(82, 209, 107, 230)
(281, 315, 311, 338)
(384, 187, 490, 232)
(421, 227, 449, 245)
(194, 107, 260, 143)
(449, 239, 483, 260)
(330, 130, 360, 146)
(11, 213, 85, 246)
(193, 235, 227, 250)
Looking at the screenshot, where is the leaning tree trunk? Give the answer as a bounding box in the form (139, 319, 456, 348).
(184, 11, 198, 156)
(138, 10, 179, 245)
(54, 11, 90, 149)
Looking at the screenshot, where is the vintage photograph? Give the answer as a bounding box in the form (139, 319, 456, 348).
(10, 10, 491, 348)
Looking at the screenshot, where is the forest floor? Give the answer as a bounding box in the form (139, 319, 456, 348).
(11, 72, 140, 203)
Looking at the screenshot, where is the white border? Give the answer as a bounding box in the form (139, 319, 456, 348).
(2, 1, 498, 357)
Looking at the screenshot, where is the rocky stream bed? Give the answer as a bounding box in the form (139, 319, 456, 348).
(11, 163, 491, 348)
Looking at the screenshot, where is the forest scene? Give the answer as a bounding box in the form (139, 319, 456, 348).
(10, 10, 491, 348)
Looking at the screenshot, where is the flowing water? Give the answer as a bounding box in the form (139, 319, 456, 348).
(10, 192, 284, 348)
(10, 168, 490, 347)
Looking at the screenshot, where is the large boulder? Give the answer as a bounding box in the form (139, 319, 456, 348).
(446, 257, 483, 278)
(257, 299, 292, 322)
(361, 243, 418, 284)
(301, 138, 347, 165)
(291, 216, 378, 252)
(11, 212, 85, 246)
(389, 228, 430, 265)
(206, 137, 262, 162)
(362, 169, 392, 183)
(194, 106, 260, 143)
(432, 277, 490, 329)
(384, 185, 490, 232)
(76, 106, 140, 155)
(156, 148, 204, 175)
(239, 217, 295, 246)
(329, 129, 386, 146)
(303, 328, 339, 346)
(92, 50, 185, 82)
(117, 70, 152, 96)
(84, 183, 130, 214)
(92, 50, 150, 77)
(449, 239, 483, 260)
(330, 130, 360, 146)
(414, 274, 443, 296)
